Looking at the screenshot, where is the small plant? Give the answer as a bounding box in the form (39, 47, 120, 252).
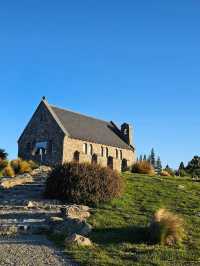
(160, 170, 171, 177)
(149, 208, 185, 246)
(19, 160, 32, 174)
(45, 162, 123, 206)
(132, 161, 155, 175)
(0, 160, 8, 171)
(164, 165, 175, 176)
(10, 159, 21, 174)
(2, 164, 15, 177)
(28, 160, 38, 170)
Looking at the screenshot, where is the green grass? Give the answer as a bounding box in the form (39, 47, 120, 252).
(60, 173, 200, 265)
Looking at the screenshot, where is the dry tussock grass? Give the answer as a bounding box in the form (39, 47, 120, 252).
(132, 161, 155, 175)
(1, 176, 33, 189)
(149, 208, 185, 246)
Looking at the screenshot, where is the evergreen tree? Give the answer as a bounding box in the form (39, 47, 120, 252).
(0, 149, 8, 161)
(150, 148, 156, 168)
(165, 165, 175, 176)
(143, 154, 147, 161)
(156, 156, 162, 174)
(179, 162, 185, 170)
(139, 155, 143, 161)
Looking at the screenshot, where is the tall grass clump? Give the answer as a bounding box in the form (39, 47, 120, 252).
(149, 208, 185, 246)
(2, 164, 15, 177)
(132, 161, 155, 175)
(45, 162, 123, 206)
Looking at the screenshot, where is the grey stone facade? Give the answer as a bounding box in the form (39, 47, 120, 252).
(18, 98, 136, 171)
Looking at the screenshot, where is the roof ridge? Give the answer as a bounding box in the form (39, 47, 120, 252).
(50, 104, 111, 125)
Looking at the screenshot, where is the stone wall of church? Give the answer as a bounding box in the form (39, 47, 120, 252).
(18, 101, 65, 165)
(63, 136, 135, 172)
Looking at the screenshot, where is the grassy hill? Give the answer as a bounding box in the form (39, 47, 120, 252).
(63, 172, 200, 265)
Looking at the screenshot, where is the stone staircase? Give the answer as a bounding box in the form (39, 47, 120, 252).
(0, 168, 63, 236)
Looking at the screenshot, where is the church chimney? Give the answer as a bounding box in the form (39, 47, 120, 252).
(121, 123, 133, 145)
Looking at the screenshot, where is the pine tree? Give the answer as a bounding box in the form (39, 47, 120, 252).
(156, 156, 162, 174)
(139, 155, 143, 161)
(143, 155, 147, 161)
(150, 148, 156, 168)
(0, 149, 8, 161)
(179, 162, 185, 170)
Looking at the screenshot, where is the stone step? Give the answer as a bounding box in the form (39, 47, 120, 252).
(0, 220, 50, 235)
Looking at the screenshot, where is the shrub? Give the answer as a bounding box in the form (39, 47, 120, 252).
(0, 160, 8, 171)
(18, 160, 32, 174)
(10, 159, 21, 174)
(178, 169, 188, 177)
(28, 160, 38, 170)
(2, 164, 15, 177)
(149, 208, 185, 246)
(45, 162, 123, 206)
(164, 165, 175, 176)
(132, 161, 155, 175)
(160, 170, 171, 177)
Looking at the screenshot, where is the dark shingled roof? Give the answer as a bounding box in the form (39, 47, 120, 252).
(50, 105, 133, 150)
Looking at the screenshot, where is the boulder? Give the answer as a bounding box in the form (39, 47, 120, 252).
(51, 218, 92, 236)
(65, 218, 92, 236)
(49, 216, 64, 223)
(26, 201, 38, 209)
(65, 233, 92, 247)
(60, 205, 90, 220)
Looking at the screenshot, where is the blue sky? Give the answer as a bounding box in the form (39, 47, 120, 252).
(0, 1, 199, 168)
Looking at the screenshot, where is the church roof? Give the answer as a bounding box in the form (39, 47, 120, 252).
(49, 104, 133, 150)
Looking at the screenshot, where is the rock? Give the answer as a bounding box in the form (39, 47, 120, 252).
(178, 185, 185, 189)
(51, 218, 92, 236)
(65, 218, 92, 236)
(26, 201, 38, 208)
(49, 216, 64, 223)
(60, 205, 90, 220)
(65, 233, 92, 247)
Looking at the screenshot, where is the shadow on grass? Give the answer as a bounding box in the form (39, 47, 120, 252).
(91, 225, 150, 245)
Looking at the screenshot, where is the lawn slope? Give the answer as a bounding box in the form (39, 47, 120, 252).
(66, 173, 200, 266)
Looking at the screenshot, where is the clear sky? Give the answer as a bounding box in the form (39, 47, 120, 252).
(0, 1, 199, 168)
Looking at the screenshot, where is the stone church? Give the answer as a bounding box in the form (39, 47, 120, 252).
(18, 97, 136, 171)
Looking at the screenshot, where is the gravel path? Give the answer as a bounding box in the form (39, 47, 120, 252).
(0, 235, 77, 266)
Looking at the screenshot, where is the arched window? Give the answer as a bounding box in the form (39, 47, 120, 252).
(83, 143, 87, 154)
(120, 150, 123, 160)
(101, 146, 104, 157)
(92, 154, 98, 164)
(116, 149, 118, 159)
(88, 144, 93, 155)
(73, 151, 80, 162)
(106, 147, 109, 158)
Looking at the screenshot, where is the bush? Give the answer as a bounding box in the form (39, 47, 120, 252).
(160, 170, 171, 177)
(28, 160, 38, 170)
(10, 159, 21, 174)
(164, 165, 175, 176)
(178, 169, 188, 177)
(149, 208, 185, 246)
(132, 161, 155, 175)
(18, 160, 32, 174)
(2, 164, 15, 177)
(45, 162, 123, 206)
(0, 160, 8, 171)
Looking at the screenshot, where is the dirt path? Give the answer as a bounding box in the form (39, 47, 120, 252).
(0, 168, 78, 266)
(0, 235, 76, 266)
